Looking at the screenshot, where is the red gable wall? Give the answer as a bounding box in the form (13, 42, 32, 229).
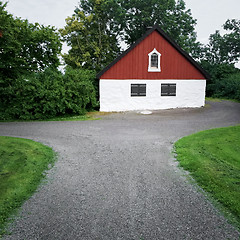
(101, 31, 205, 80)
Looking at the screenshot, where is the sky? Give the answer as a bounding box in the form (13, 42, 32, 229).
(3, 0, 240, 61)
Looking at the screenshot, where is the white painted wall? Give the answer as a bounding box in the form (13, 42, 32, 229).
(100, 79, 206, 112)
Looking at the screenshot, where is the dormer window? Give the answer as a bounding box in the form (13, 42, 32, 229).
(148, 48, 161, 72)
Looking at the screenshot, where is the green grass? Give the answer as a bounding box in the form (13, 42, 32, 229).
(0, 136, 56, 237)
(175, 125, 240, 227)
(44, 114, 98, 121)
(0, 114, 99, 122)
(205, 97, 223, 102)
(206, 97, 240, 103)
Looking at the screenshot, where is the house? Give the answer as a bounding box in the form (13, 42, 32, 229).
(96, 25, 209, 112)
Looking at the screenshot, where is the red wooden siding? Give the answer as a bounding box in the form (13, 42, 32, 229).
(101, 31, 205, 80)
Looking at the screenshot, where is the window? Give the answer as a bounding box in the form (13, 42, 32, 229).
(161, 84, 176, 96)
(151, 53, 158, 68)
(131, 84, 146, 97)
(148, 48, 161, 72)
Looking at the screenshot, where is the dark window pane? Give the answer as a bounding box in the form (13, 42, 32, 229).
(169, 84, 176, 96)
(161, 84, 176, 96)
(151, 53, 158, 68)
(131, 84, 146, 97)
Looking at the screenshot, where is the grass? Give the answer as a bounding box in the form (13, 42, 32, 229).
(0, 136, 56, 237)
(205, 97, 223, 102)
(175, 125, 240, 228)
(0, 114, 99, 122)
(206, 97, 240, 103)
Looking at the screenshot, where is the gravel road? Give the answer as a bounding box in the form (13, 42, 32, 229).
(1, 100, 240, 239)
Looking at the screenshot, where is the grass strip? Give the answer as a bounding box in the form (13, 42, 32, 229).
(0, 114, 98, 122)
(0, 136, 56, 237)
(175, 125, 240, 227)
(205, 97, 240, 103)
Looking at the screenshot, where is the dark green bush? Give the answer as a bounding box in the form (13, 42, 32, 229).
(200, 61, 240, 100)
(213, 73, 240, 101)
(0, 68, 98, 120)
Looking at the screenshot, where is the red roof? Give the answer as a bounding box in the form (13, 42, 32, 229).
(97, 25, 209, 80)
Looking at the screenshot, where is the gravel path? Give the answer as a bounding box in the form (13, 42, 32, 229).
(1, 101, 240, 239)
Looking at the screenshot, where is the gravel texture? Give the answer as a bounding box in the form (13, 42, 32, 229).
(1, 100, 240, 239)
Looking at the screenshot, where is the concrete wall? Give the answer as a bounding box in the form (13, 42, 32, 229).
(99, 79, 206, 112)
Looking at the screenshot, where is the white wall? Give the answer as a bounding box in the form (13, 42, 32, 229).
(100, 79, 206, 112)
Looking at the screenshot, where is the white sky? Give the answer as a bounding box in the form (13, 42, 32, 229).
(3, 0, 240, 67)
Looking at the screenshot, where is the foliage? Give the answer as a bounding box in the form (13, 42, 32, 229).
(0, 1, 62, 80)
(201, 61, 239, 97)
(61, 0, 201, 71)
(0, 68, 97, 120)
(59, 0, 120, 72)
(201, 19, 240, 65)
(175, 126, 240, 227)
(213, 73, 240, 101)
(0, 136, 56, 237)
(107, 0, 200, 57)
(200, 19, 240, 100)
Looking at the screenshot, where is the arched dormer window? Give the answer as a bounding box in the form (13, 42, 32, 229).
(148, 48, 161, 72)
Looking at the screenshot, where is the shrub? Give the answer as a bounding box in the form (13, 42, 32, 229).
(200, 61, 240, 100)
(213, 73, 240, 101)
(0, 68, 98, 120)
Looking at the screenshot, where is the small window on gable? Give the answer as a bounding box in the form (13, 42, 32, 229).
(161, 83, 176, 96)
(131, 84, 146, 97)
(148, 48, 161, 72)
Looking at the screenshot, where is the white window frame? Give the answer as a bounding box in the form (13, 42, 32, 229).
(148, 48, 161, 72)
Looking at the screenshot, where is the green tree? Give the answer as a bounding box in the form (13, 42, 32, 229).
(59, 0, 120, 72)
(0, 1, 62, 80)
(200, 19, 240, 99)
(106, 0, 200, 56)
(202, 19, 240, 65)
(61, 0, 201, 71)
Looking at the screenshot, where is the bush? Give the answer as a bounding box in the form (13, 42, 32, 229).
(200, 61, 240, 100)
(0, 68, 98, 120)
(213, 73, 240, 101)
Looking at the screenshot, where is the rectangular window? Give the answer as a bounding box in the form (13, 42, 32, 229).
(151, 53, 158, 68)
(161, 83, 176, 96)
(131, 84, 146, 97)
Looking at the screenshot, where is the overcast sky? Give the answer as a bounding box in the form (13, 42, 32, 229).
(3, 0, 240, 49)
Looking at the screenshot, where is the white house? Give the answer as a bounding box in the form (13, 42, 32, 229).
(96, 25, 209, 112)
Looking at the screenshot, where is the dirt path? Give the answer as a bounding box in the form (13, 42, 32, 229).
(1, 101, 240, 239)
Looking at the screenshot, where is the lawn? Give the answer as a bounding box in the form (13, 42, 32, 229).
(175, 125, 240, 227)
(0, 136, 56, 237)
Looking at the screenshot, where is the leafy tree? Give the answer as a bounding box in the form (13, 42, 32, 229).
(106, 0, 200, 57)
(0, 1, 62, 80)
(201, 19, 240, 65)
(59, 0, 120, 72)
(200, 19, 240, 99)
(61, 0, 201, 71)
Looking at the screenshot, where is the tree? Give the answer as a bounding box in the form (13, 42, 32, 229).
(59, 0, 120, 72)
(201, 19, 240, 65)
(199, 19, 240, 98)
(0, 1, 62, 80)
(61, 0, 201, 71)
(106, 0, 200, 56)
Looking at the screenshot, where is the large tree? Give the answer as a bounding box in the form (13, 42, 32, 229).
(59, 0, 120, 72)
(0, 1, 62, 80)
(107, 0, 199, 55)
(201, 19, 240, 65)
(61, 0, 201, 71)
(200, 19, 240, 99)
